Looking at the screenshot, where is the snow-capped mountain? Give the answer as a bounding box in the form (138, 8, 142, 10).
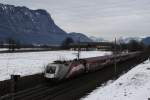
(117, 37, 142, 44)
(89, 36, 107, 42)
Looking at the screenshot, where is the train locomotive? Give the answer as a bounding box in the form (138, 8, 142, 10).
(44, 52, 141, 80)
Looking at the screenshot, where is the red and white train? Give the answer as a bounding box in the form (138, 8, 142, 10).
(44, 52, 141, 80)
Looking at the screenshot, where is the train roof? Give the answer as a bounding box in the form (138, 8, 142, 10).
(52, 52, 140, 64)
(83, 55, 113, 62)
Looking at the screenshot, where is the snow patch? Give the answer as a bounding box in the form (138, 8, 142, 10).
(81, 60, 150, 100)
(0, 51, 111, 81)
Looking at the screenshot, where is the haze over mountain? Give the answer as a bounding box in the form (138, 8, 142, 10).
(116, 37, 150, 46)
(0, 3, 91, 45)
(117, 37, 142, 44)
(90, 36, 107, 42)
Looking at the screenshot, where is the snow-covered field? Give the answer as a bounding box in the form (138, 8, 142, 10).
(0, 50, 111, 81)
(82, 60, 150, 100)
(0, 48, 8, 51)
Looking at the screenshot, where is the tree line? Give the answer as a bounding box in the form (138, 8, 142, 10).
(62, 37, 150, 53)
(0, 37, 149, 54)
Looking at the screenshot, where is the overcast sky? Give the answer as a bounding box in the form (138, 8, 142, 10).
(0, 0, 150, 40)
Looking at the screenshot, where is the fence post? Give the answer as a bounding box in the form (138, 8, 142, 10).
(10, 75, 20, 100)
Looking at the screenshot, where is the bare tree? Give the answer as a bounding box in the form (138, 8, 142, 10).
(6, 38, 21, 52)
(61, 37, 74, 49)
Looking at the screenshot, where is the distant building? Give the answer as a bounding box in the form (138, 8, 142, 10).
(69, 42, 113, 51)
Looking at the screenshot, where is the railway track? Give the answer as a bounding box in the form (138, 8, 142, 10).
(0, 84, 48, 100)
(0, 75, 90, 100)
(0, 54, 148, 100)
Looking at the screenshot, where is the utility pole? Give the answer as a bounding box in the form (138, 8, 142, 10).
(11, 75, 20, 100)
(77, 37, 81, 60)
(11, 75, 15, 100)
(114, 37, 117, 74)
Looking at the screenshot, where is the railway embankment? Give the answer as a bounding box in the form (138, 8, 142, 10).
(0, 52, 148, 100)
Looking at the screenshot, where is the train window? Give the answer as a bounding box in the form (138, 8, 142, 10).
(46, 66, 56, 74)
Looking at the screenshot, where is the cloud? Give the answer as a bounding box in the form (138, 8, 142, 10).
(0, 0, 150, 39)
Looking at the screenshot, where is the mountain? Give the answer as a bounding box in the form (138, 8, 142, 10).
(68, 32, 93, 43)
(142, 37, 150, 46)
(89, 36, 107, 42)
(0, 3, 67, 45)
(117, 37, 142, 44)
(0, 3, 94, 45)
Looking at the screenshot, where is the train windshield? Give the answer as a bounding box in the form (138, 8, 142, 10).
(46, 66, 56, 74)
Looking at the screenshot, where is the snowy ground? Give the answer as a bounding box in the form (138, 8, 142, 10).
(0, 50, 111, 81)
(0, 48, 8, 51)
(81, 60, 150, 100)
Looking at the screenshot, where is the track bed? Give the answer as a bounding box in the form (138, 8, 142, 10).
(0, 53, 148, 100)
